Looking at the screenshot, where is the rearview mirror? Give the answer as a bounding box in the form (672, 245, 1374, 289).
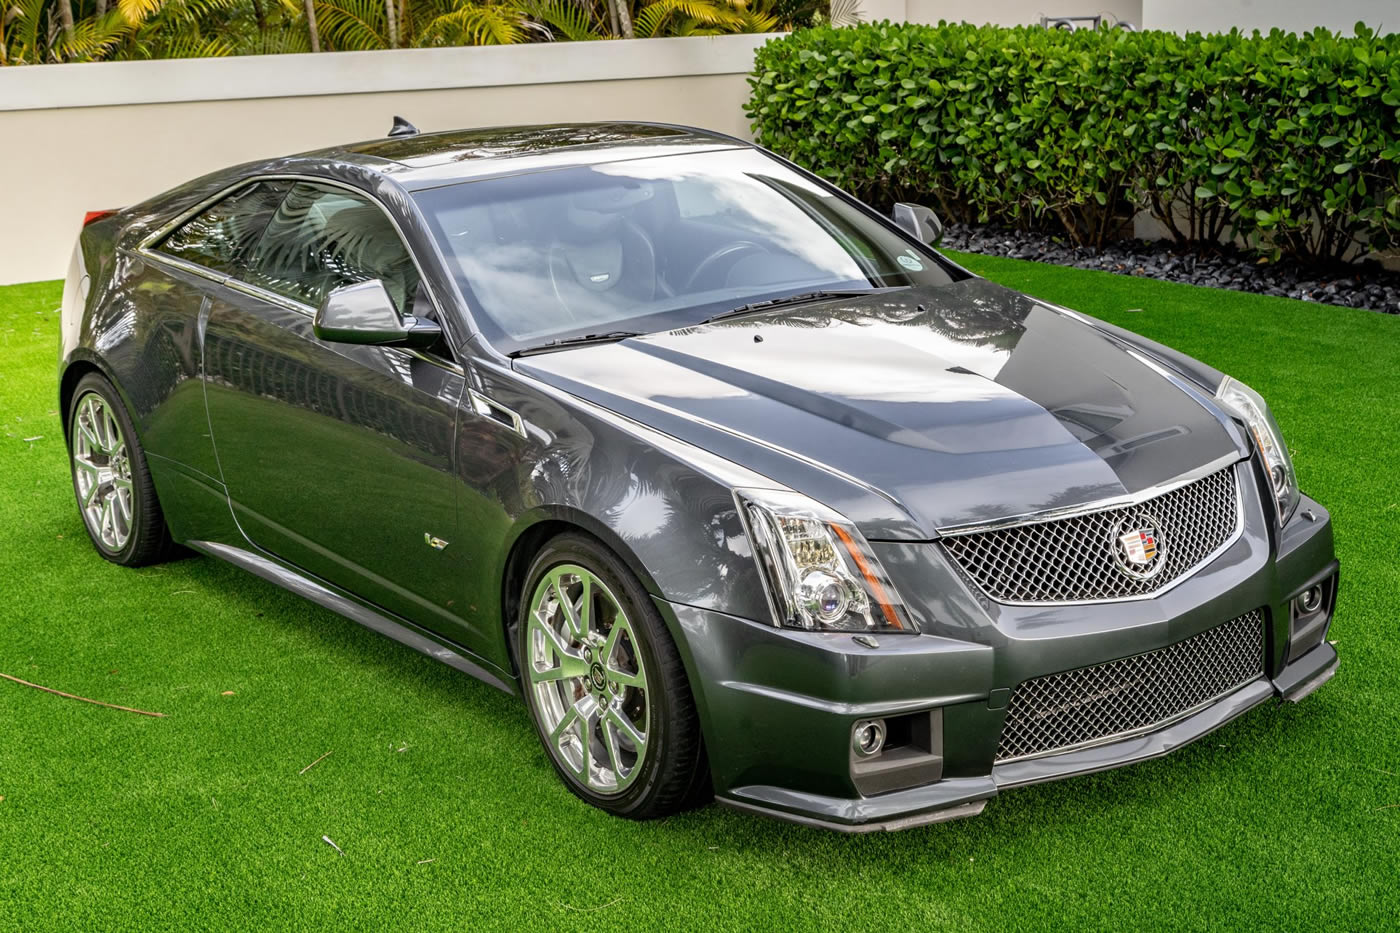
(892, 203, 944, 246)
(313, 279, 442, 350)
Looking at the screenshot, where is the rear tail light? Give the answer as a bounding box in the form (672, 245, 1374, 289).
(83, 210, 119, 227)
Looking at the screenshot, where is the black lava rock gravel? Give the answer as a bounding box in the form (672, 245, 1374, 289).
(940, 223, 1400, 315)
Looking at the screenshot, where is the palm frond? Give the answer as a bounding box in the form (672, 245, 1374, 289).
(315, 0, 387, 49)
(634, 0, 744, 39)
(54, 11, 130, 59)
(242, 23, 311, 53)
(165, 0, 244, 25)
(731, 4, 775, 31)
(827, 0, 861, 27)
(117, 0, 166, 24)
(110, 0, 246, 59)
(3, 0, 57, 63)
(522, 0, 600, 41)
(418, 2, 526, 45)
(159, 29, 233, 54)
(668, 21, 721, 35)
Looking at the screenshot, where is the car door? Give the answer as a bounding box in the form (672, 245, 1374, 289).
(133, 180, 296, 483)
(201, 180, 477, 647)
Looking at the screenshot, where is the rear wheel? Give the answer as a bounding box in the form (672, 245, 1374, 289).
(67, 373, 174, 567)
(517, 533, 709, 819)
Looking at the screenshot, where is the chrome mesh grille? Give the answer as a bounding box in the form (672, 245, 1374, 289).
(941, 466, 1241, 604)
(995, 609, 1265, 762)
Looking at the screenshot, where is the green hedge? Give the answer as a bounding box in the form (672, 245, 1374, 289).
(746, 22, 1400, 261)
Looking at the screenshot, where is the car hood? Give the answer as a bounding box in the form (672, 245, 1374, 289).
(513, 279, 1245, 539)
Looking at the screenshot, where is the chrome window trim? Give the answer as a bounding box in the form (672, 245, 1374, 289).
(940, 458, 1248, 608)
(138, 178, 264, 252)
(135, 173, 465, 378)
(140, 250, 229, 288)
(937, 451, 1244, 537)
(221, 275, 318, 316)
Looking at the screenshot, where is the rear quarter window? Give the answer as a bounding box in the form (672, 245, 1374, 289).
(157, 181, 292, 276)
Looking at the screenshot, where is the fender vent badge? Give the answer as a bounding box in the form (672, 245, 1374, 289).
(424, 533, 450, 551)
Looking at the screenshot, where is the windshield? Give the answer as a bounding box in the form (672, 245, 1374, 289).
(412, 148, 960, 353)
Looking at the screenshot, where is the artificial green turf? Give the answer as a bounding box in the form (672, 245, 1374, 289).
(1, 261, 1396, 931)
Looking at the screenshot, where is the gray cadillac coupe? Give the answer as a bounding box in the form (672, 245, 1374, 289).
(59, 122, 1339, 831)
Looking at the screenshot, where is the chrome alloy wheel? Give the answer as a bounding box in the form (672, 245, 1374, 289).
(71, 391, 134, 553)
(526, 564, 650, 795)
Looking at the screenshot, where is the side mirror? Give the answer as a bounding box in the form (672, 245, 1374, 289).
(892, 202, 944, 246)
(313, 279, 442, 350)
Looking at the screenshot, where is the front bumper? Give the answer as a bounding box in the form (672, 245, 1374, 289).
(659, 486, 1339, 832)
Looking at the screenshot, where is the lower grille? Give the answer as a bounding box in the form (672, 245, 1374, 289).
(996, 609, 1265, 762)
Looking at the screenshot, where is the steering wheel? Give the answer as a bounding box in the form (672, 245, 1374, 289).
(684, 241, 769, 291)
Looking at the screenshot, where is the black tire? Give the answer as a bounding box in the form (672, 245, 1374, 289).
(67, 372, 175, 567)
(516, 532, 710, 820)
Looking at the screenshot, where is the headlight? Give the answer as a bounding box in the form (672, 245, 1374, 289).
(1215, 376, 1299, 525)
(735, 488, 914, 632)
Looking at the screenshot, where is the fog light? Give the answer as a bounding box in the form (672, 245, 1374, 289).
(852, 719, 886, 758)
(1288, 572, 1336, 664)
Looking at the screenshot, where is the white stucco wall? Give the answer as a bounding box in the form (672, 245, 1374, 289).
(859, 0, 912, 22)
(0, 36, 775, 286)
(905, 0, 1142, 28)
(1142, 0, 1394, 34)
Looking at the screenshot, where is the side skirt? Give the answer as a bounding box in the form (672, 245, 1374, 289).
(187, 539, 519, 697)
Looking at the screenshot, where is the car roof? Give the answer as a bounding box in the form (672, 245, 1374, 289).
(304, 122, 751, 190)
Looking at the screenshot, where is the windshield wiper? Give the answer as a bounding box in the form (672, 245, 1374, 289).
(699, 288, 901, 325)
(510, 331, 644, 358)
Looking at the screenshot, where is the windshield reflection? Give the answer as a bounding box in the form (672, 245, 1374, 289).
(413, 149, 960, 353)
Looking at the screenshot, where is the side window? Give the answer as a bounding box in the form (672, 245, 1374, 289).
(242, 182, 421, 314)
(157, 181, 292, 276)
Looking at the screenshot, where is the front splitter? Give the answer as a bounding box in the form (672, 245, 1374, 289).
(719, 643, 1338, 832)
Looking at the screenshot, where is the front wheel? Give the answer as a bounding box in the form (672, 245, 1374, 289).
(517, 533, 709, 819)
